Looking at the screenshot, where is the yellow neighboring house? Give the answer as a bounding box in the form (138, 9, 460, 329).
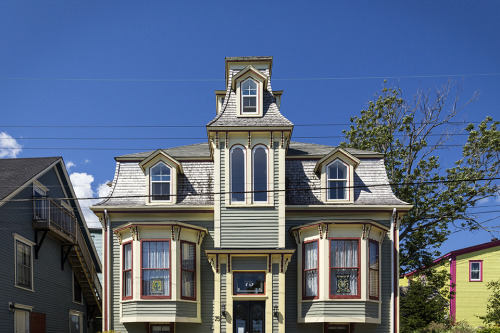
(400, 239, 500, 327)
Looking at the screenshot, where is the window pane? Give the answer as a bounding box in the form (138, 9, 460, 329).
(304, 242, 318, 269)
(151, 163, 171, 181)
(151, 325, 171, 333)
(304, 270, 318, 297)
(331, 240, 358, 267)
(142, 269, 170, 296)
(369, 242, 379, 269)
(152, 183, 170, 201)
(331, 240, 358, 296)
(231, 147, 245, 201)
(328, 325, 349, 333)
(182, 243, 195, 270)
(331, 268, 358, 295)
(124, 270, 132, 297)
(70, 314, 80, 333)
(124, 243, 132, 270)
(253, 147, 267, 202)
(182, 270, 195, 298)
(369, 269, 379, 297)
(369, 241, 379, 298)
(470, 262, 480, 280)
(328, 180, 346, 199)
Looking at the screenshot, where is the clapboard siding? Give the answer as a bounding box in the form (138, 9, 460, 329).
(232, 256, 267, 271)
(122, 301, 197, 317)
(221, 264, 227, 333)
(301, 301, 379, 319)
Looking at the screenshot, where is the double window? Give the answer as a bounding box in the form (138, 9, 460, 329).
(142, 241, 170, 298)
(330, 239, 359, 298)
(327, 160, 348, 200)
(181, 241, 196, 300)
(150, 162, 172, 202)
(303, 240, 319, 299)
(230, 145, 268, 203)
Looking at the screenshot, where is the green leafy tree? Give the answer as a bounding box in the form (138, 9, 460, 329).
(341, 82, 500, 272)
(400, 269, 452, 333)
(479, 279, 500, 326)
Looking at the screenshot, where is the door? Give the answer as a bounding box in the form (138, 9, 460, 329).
(234, 301, 265, 333)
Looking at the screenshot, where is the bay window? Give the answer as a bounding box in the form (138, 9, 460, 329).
(303, 240, 319, 299)
(230, 146, 246, 202)
(252, 145, 268, 203)
(327, 159, 348, 200)
(369, 240, 379, 300)
(123, 242, 132, 299)
(181, 241, 196, 300)
(330, 239, 359, 298)
(142, 240, 170, 298)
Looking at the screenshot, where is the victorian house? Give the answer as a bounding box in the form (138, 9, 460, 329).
(91, 56, 411, 333)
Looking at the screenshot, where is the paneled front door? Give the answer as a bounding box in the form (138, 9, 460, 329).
(233, 301, 265, 333)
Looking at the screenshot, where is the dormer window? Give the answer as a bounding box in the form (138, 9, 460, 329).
(150, 162, 172, 201)
(241, 78, 258, 114)
(327, 160, 348, 200)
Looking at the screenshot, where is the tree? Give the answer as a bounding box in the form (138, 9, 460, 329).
(341, 82, 500, 272)
(400, 269, 452, 333)
(479, 278, 500, 326)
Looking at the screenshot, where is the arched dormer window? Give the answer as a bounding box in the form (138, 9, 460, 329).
(241, 78, 258, 114)
(150, 162, 172, 201)
(327, 159, 348, 200)
(230, 146, 246, 202)
(252, 145, 268, 203)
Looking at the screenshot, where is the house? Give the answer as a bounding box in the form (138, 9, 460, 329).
(401, 239, 500, 327)
(91, 56, 411, 333)
(0, 157, 102, 333)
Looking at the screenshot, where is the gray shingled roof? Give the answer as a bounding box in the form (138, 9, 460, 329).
(117, 143, 211, 159)
(0, 157, 61, 200)
(287, 142, 381, 157)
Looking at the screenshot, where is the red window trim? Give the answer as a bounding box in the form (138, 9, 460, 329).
(180, 240, 196, 301)
(140, 239, 171, 299)
(122, 241, 133, 300)
(149, 323, 174, 333)
(329, 237, 361, 299)
(369, 239, 380, 300)
(232, 271, 266, 295)
(303, 239, 319, 300)
(469, 260, 483, 282)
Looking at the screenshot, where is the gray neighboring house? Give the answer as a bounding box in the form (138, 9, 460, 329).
(91, 56, 411, 333)
(0, 157, 102, 333)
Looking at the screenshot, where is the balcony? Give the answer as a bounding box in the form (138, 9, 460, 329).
(32, 197, 102, 315)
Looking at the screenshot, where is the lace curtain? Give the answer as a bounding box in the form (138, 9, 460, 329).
(304, 241, 318, 297)
(330, 239, 358, 296)
(142, 241, 170, 296)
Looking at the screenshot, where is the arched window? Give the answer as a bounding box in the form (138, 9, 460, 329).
(231, 146, 246, 202)
(241, 78, 257, 114)
(150, 162, 171, 201)
(327, 160, 348, 200)
(252, 145, 268, 202)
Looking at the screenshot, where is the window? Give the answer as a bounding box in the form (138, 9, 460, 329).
(330, 239, 359, 298)
(234, 272, 265, 295)
(241, 78, 257, 114)
(252, 145, 268, 203)
(231, 146, 246, 202)
(325, 324, 350, 333)
(181, 241, 196, 300)
(327, 160, 348, 200)
(123, 242, 132, 299)
(303, 240, 319, 299)
(369, 240, 379, 299)
(142, 241, 170, 298)
(469, 260, 482, 282)
(69, 311, 82, 333)
(15, 237, 33, 290)
(150, 162, 172, 201)
(33, 185, 47, 220)
(73, 273, 83, 304)
(150, 324, 173, 332)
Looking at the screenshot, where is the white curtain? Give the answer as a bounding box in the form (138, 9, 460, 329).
(330, 240, 358, 295)
(142, 241, 170, 296)
(181, 242, 195, 298)
(304, 241, 318, 297)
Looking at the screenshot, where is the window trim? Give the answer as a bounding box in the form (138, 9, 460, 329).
(233, 271, 266, 295)
(69, 310, 83, 333)
(369, 239, 380, 300)
(469, 260, 483, 282)
(14, 234, 35, 292)
(122, 241, 133, 300)
(140, 239, 171, 299)
(252, 144, 269, 203)
(149, 161, 173, 203)
(230, 145, 247, 203)
(329, 237, 361, 299)
(240, 77, 259, 115)
(180, 240, 196, 301)
(326, 159, 349, 201)
(72, 272, 83, 304)
(303, 239, 319, 300)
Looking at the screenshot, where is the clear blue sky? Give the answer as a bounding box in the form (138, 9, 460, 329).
(0, 1, 498, 255)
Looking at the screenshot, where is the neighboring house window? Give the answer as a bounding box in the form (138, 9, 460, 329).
(469, 260, 482, 282)
(142, 241, 170, 298)
(369, 240, 380, 300)
(33, 185, 47, 220)
(181, 241, 196, 300)
(303, 240, 319, 299)
(330, 239, 360, 298)
(123, 242, 133, 299)
(69, 311, 83, 333)
(252, 145, 268, 203)
(73, 273, 83, 304)
(150, 162, 172, 201)
(241, 78, 258, 114)
(234, 272, 266, 295)
(327, 159, 348, 200)
(15, 236, 33, 290)
(231, 146, 246, 202)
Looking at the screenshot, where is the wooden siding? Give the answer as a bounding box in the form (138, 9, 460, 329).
(221, 264, 227, 333)
(232, 256, 267, 271)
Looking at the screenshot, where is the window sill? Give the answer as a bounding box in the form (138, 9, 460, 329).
(227, 203, 273, 208)
(15, 285, 34, 293)
(237, 114, 262, 118)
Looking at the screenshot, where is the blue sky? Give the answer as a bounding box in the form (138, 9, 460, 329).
(0, 1, 498, 255)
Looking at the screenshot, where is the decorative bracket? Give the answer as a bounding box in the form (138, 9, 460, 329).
(171, 225, 181, 241)
(281, 254, 292, 273)
(362, 224, 372, 240)
(115, 232, 122, 245)
(318, 224, 323, 239)
(291, 230, 301, 244)
(280, 132, 284, 148)
(197, 231, 206, 245)
(379, 230, 388, 244)
(130, 226, 139, 241)
(248, 132, 251, 148)
(225, 132, 228, 149)
(325, 223, 330, 239)
(34, 230, 49, 259)
(215, 132, 219, 148)
(270, 132, 273, 148)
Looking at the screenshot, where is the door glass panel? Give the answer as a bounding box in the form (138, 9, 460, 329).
(235, 303, 247, 333)
(251, 303, 264, 333)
